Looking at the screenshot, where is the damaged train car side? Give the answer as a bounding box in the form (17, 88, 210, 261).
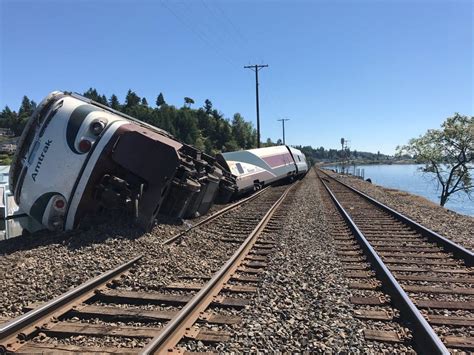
(10, 91, 236, 232)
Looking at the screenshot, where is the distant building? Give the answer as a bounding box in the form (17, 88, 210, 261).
(0, 143, 16, 154)
(0, 165, 9, 185)
(0, 128, 14, 137)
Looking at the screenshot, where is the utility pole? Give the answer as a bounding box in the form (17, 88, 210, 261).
(277, 118, 290, 145)
(244, 64, 268, 148)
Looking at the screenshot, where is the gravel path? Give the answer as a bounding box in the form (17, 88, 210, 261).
(326, 170, 474, 251)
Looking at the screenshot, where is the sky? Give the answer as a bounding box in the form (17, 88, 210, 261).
(0, 0, 472, 154)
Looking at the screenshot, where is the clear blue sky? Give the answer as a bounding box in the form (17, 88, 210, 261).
(1, 0, 472, 154)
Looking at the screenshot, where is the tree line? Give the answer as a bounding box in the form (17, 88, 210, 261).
(0, 88, 260, 156)
(0, 88, 391, 165)
(0, 96, 37, 136)
(294, 145, 390, 165)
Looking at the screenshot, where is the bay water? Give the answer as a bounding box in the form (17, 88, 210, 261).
(326, 164, 474, 217)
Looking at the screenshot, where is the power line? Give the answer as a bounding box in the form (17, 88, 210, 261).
(160, 1, 240, 68)
(260, 86, 281, 121)
(193, 0, 240, 56)
(244, 64, 269, 148)
(213, 1, 248, 46)
(199, 0, 243, 49)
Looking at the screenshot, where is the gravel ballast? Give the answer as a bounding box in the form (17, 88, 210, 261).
(218, 169, 415, 353)
(2, 167, 468, 352)
(0, 188, 284, 319)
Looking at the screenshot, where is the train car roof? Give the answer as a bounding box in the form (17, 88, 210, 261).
(288, 146, 303, 154)
(220, 145, 290, 159)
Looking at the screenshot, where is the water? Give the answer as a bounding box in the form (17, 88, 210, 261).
(326, 164, 474, 217)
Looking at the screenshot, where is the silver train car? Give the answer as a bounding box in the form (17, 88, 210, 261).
(216, 145, 308, 195)
(10, 91, 236, 232)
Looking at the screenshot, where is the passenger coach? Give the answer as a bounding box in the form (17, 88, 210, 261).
(216, 145, 308, 195)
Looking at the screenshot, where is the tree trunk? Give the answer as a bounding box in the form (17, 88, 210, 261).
(440, 194, 448, 206)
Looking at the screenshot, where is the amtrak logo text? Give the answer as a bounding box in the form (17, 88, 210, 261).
(31, 140, 52, 182)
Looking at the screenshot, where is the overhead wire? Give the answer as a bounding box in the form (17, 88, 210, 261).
(198, 0, 237, 46)
(181, 0, 251, 69)
(160, 0, 240, 68)
(176, 0, 235, 54)
(213, 1, 249, 46)
(161, 1, 281, 133)
(199, 0, 248, 50)
(260, 88, 283, 136)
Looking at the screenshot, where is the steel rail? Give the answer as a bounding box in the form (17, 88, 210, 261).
(0, 255, 142, 352)
(163, 187, 270, 244)
(319, 169, 473, 265)
(141, 183, 296, 354)
(319, 177, 448, 354)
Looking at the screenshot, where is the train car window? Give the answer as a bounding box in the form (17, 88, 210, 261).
(39, 101, 63, 137)
(10, 113, 41, 190)
(298, 156, 301, 161)
(27, 141, 41, 164)
(236, 163, 245, 174)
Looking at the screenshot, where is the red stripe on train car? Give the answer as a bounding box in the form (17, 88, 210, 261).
(262, 153, 294, 168)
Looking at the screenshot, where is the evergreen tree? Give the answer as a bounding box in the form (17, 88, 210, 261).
(224, 139, 239, 152)
(175, 109, 199, 144)
(83, 88, 101, 102)
(100, 95, 108, 105)
(125, 89, 141, 108)
(141, 97, 148, 106)
(0, 106, 22, 135)
(158, 104, 176, 136)
(0, 106, 16, 128)
(204, 99, 213, 114)
(109, 94, 120, 110)
(18, 96, 33, 117)
(156, 93, 165, 107)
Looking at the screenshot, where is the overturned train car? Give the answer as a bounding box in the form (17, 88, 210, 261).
(9, 91, 236, 232)
(216, 145, 308, 196)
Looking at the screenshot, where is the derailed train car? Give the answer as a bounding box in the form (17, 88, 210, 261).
(9, 91, 236, 232)
(216, 145, 308, 196)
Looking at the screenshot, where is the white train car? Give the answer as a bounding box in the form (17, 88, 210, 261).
(216, 145, 308, 195)
(288, 146, 309, 176)
(10, 91, 235, 232)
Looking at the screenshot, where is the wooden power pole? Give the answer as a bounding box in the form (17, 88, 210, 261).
(277, 118, 290, 145)
(244, 64, 268, 148)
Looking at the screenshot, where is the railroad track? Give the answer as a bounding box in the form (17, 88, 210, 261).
(317, 169, 473, 353)
(163, 186, 270, 245)
(0, 182, 297, 353)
